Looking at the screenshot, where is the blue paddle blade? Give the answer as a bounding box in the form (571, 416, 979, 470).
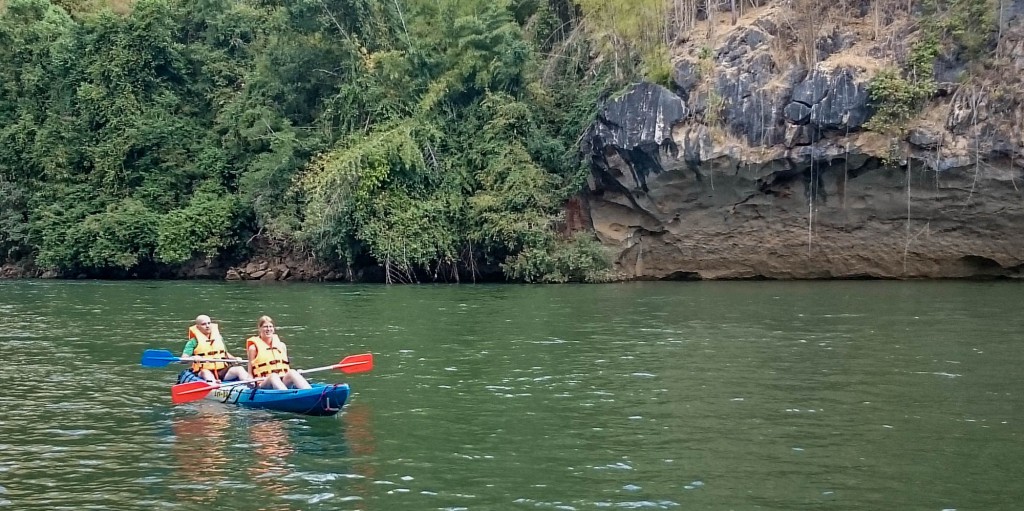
(140, 349, 180, 368)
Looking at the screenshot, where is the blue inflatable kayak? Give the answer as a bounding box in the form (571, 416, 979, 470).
(175, 370, 351, 416)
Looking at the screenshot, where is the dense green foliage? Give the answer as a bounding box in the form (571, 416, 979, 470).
(0, 0, 613, 282)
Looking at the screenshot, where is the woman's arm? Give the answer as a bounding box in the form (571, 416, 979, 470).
(247, 344, 258, 372)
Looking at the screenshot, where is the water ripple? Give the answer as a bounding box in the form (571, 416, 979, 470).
(3, 281, 1024, 510)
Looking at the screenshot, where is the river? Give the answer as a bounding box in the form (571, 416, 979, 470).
(1, 280, 1022, 510)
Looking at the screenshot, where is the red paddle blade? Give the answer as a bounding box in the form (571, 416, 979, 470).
(338, 353, 373, 373)
(171, 381, 215, 404)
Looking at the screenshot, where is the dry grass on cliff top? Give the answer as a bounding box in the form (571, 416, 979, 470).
(682, 3, 777, 52)
(679, 0, 900, 81)
(819, 51, 884, 75)
(816, 8, 924, 77)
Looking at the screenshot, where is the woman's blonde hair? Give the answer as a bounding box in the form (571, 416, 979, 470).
(257, 315, 274, 328)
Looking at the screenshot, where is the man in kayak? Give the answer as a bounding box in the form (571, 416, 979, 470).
(247, 315, 311, 390)
(183, 315, 252, 383)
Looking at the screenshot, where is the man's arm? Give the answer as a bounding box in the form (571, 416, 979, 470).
(181, 339, 198, 357)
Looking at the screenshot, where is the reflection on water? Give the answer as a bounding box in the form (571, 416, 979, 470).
(248, 418, 295, 503)
(170, 411, 231, 494)
(343, 403, 376, 458)
(164, 406, 366, 511)
(163, 407, 245, 510)
(339, 403, 376, 504)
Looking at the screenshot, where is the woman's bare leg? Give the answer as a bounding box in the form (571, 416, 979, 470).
(282, 369, 311, 389)
(224, 366, 252, 381)
(259, 373, 287, 390)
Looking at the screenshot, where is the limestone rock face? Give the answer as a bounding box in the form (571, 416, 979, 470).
(586, 82, 691, 193)
(580, 7, 1024, 280)
(226, 255, 336, 282)
(785, 68, 871, 132)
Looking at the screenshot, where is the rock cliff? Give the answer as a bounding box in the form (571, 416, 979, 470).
(582, 2, 1024, 279)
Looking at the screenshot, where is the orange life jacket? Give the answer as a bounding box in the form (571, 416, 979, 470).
(188, 323, 228, 374)
(247, 335, 290, 378)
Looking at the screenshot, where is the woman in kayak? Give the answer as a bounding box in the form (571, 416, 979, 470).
(246, 315, 311, 390)
(183, 314, 252, 383)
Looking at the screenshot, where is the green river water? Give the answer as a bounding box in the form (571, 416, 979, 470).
(1, 280, 1022, 510)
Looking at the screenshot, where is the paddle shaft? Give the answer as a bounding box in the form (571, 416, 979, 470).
(141, 349, 246, 368)
(183, 360, 363, 393)
(185, 357, 245, 364)
(174, 355, 372, 398)
(300, 360, 365, 374)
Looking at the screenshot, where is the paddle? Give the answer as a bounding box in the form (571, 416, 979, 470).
(140, 348, 246, 368)
(170, 352, 374, 404)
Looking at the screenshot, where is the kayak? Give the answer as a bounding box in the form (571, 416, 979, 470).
(175, 370, 351, 417)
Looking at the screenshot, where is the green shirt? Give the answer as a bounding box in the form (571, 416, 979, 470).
(181, 339, 199, 357)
